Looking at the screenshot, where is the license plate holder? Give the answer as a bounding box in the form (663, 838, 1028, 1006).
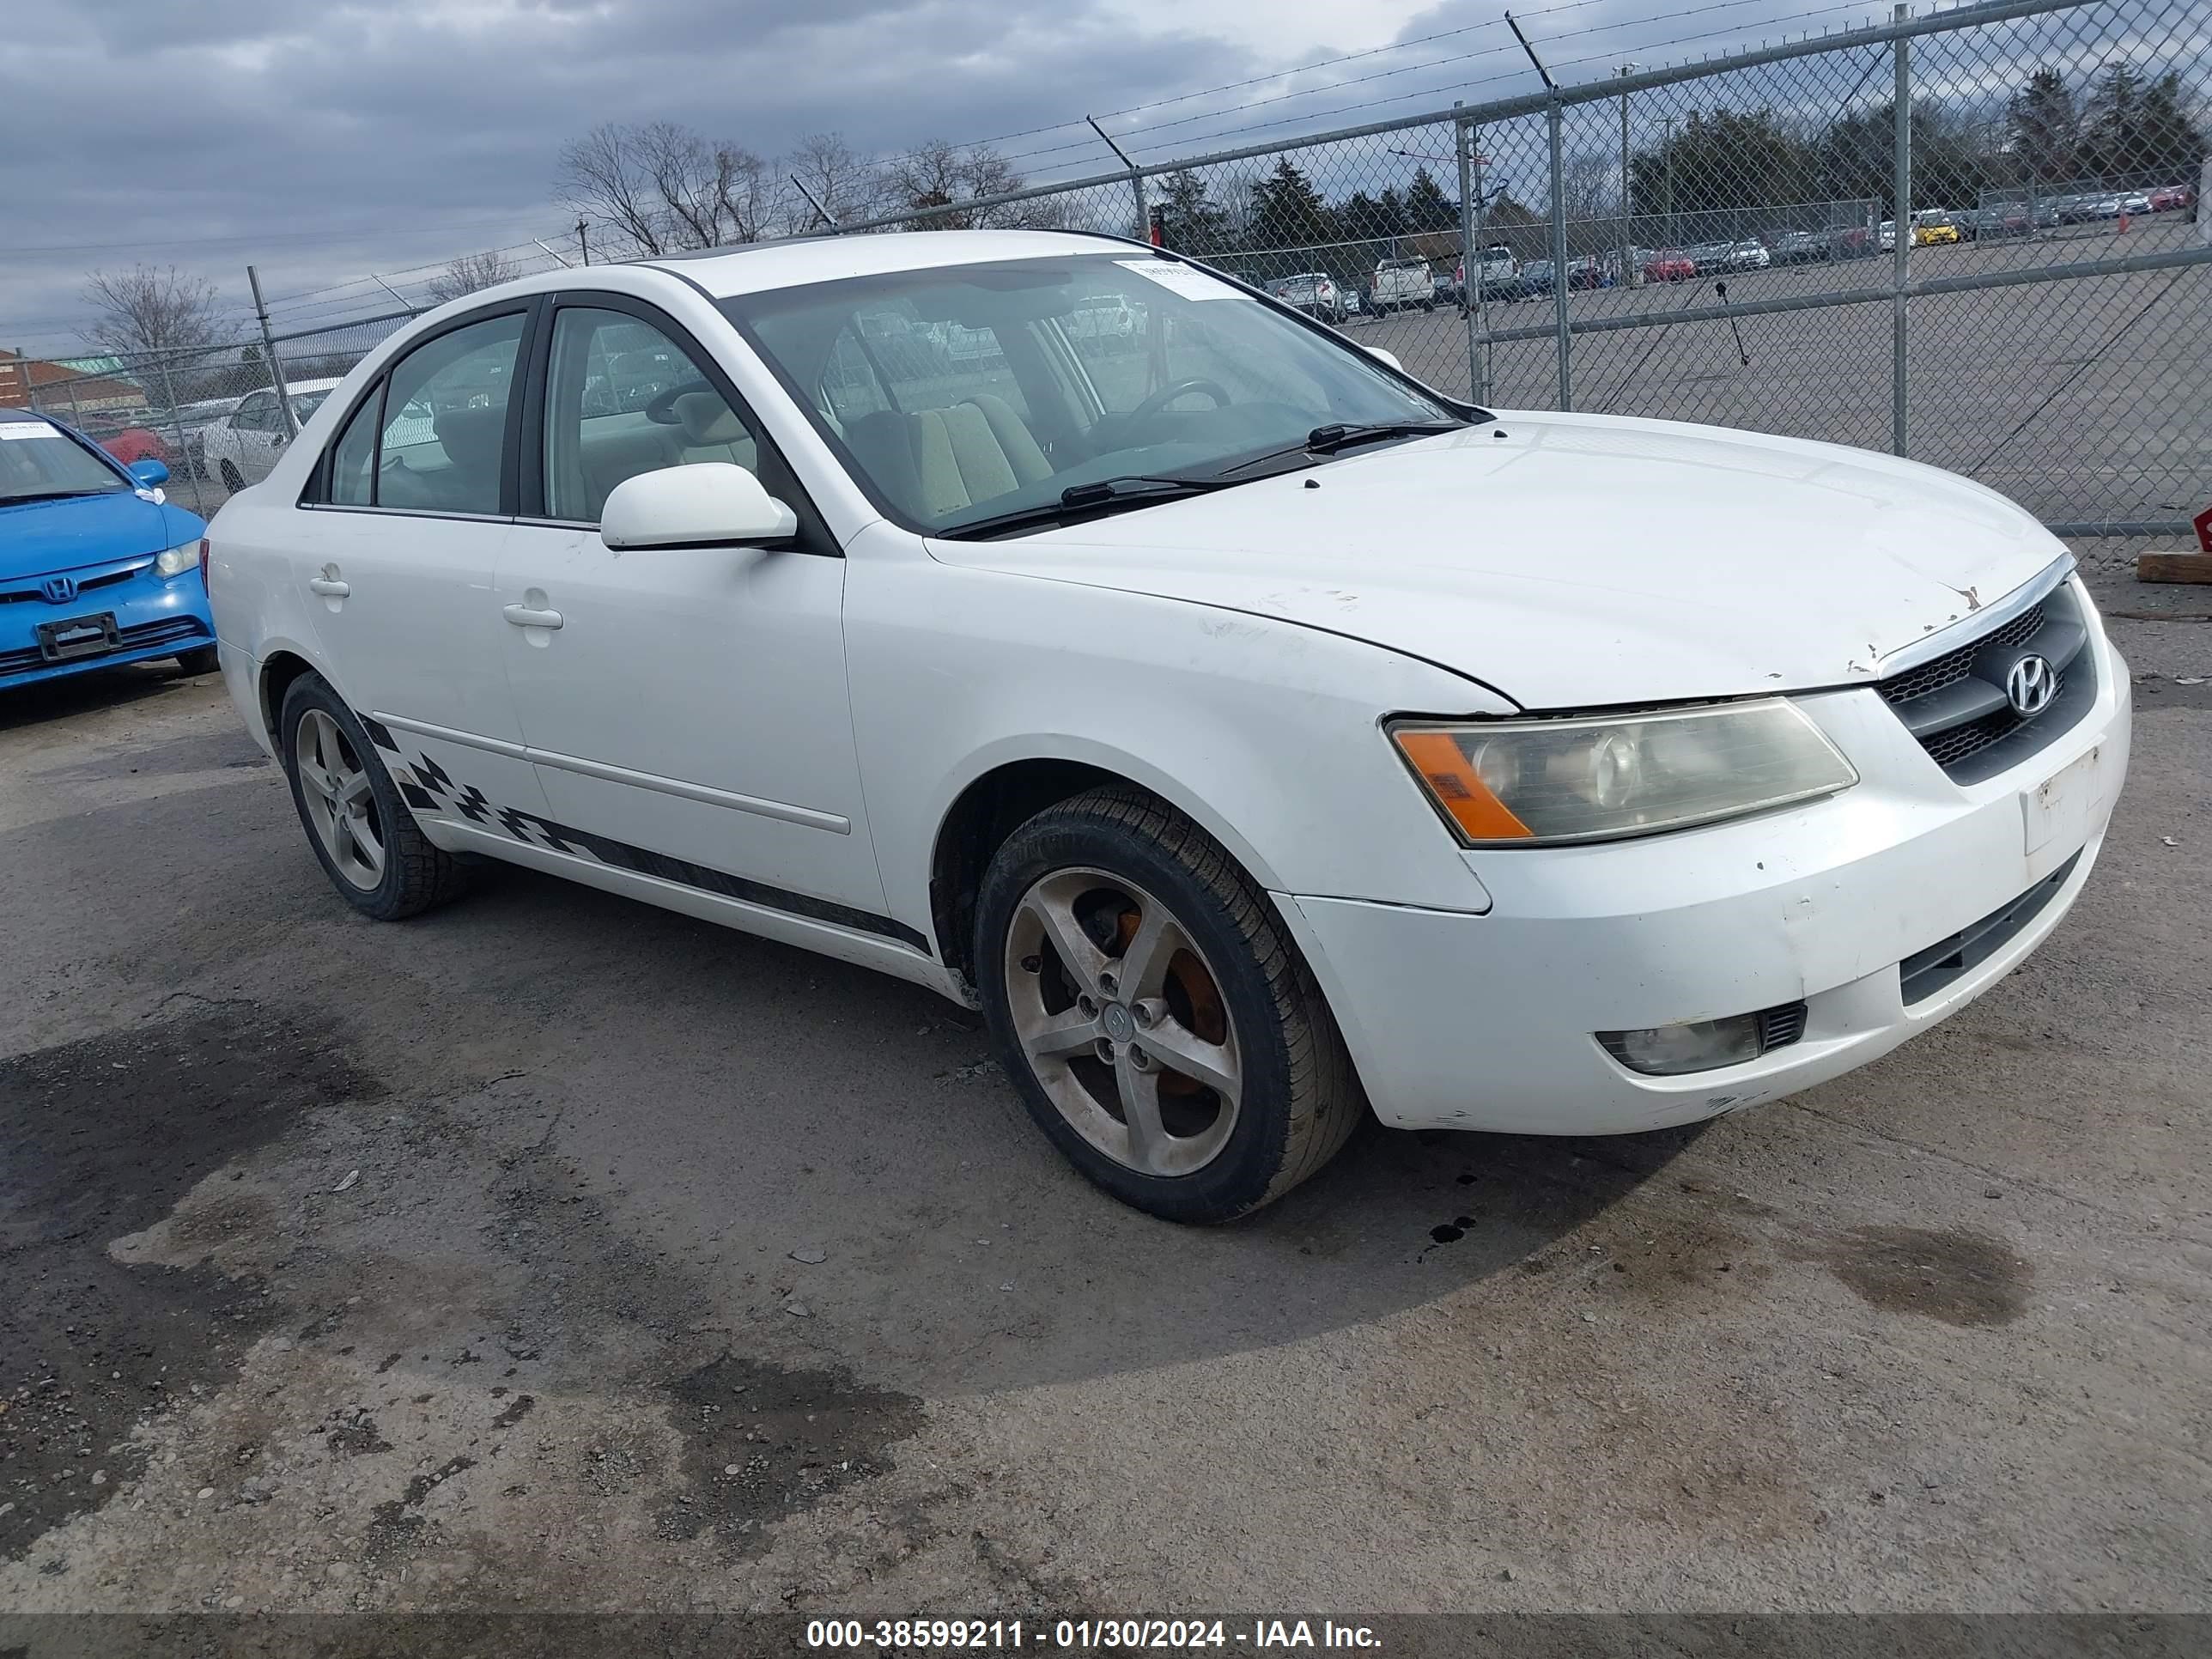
(36, 612, 118, 662)
(2021, 742, 2104, 866)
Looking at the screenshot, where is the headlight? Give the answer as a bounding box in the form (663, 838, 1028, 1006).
(1389, 700, 1858, 846)
(154, 541, 200, 578)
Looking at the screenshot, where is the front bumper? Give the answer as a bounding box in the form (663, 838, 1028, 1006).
(1279, 619, 2131, 1137)
(0, 562, 213, 691)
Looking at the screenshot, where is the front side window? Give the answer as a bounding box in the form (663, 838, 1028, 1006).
(542, 307, 762, 523)
(374, 313, 525, 515)
(234, 392, 272, 432)
(725, 253, 1460, 534)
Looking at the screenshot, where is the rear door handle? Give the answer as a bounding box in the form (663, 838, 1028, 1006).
(308, 576, 349, 598)
(502, 603, 563, 630)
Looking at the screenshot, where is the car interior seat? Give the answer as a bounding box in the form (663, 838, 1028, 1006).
(842, 395, 1050, 520)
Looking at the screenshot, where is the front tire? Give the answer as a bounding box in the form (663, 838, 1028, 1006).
(278, 672, 465, 921)
(175, 646, 220, 676)
(975, 788, 1361, 1224)
(219, 459, 244, 492)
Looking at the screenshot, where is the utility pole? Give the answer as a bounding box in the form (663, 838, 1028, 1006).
(576, 218, 591, 266)
(1618, 64, 1642, 286)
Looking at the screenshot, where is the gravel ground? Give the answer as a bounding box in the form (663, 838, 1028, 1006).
(0, 553, 2206, 1639)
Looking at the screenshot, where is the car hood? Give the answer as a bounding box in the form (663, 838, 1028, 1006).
(927, 412, 2065, 709)
(0, 489, 204, 583)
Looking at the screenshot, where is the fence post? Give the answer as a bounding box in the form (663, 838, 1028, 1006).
(150, 349, 207, 518)
(246, 264, 298, 441)
(1891, 4, 1911, 457)
(1455, 105, 1488, 404)
(1548, 100, 1573, 410)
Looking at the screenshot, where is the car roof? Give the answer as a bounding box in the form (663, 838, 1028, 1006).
(641, 228, 1150, 301)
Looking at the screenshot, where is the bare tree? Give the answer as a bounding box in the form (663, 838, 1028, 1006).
(783, 131, 881, 232)
(423, 249, 522, 304)
(884, 139, 1037, 228)
(558, 121, 774, 256)
(81, 264, 228, 357)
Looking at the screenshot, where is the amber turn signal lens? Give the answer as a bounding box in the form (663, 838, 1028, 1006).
(1391, 731, 1534, 842)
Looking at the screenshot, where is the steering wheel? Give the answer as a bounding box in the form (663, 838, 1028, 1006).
(643, 380, 715, 425)
(1123, 378, 1231, 427)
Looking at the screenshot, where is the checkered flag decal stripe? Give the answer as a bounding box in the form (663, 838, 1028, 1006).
(356, 714, 927, 952)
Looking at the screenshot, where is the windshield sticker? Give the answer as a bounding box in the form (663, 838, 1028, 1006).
(1115, 258, 1235, 301)
(0, 421, 64, 441)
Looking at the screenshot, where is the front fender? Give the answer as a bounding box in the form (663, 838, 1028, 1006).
(842, 541, 1506, 947)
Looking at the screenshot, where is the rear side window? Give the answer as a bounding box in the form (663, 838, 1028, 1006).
(374, 313, 526, 516)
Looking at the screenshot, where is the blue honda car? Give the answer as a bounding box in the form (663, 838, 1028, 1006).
(2, 406, 216, 690)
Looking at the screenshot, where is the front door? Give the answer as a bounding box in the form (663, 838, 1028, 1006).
(496, 296, 888, 927)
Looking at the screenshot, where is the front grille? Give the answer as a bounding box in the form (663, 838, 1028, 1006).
(1899, 851, 2080, 1005)
(1875, 575, 2094, 784)
(0, 562, 150, 605)
(1879, 603, 2045, 702)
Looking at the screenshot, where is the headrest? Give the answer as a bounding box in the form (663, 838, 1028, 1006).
(433, 403, 506, 474)
(672, 391, 745, 447)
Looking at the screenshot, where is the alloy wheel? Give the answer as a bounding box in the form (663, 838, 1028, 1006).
(1002, 867, 1242, 1178)
(294, 708, 386, 890)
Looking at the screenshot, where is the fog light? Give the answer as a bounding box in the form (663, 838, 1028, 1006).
(1597, 1013, 1765, 1076)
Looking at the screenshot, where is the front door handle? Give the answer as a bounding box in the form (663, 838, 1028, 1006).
(308, 575, 349, 598)
(502, 603, 564, 630)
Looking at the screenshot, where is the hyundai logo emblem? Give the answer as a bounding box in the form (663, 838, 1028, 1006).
(40, 575, 79, 605)
(2006, 653, 2057, 718)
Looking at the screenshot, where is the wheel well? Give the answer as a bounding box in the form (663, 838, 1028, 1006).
(930, 759, 1144, 993)
(258, 651, 317, 746)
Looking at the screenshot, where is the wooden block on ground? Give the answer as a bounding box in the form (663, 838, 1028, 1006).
(2136, 552, 2212, 584)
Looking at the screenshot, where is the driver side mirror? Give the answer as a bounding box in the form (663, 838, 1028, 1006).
(129, 459, 171, 487)
(600, 463, 798, 551)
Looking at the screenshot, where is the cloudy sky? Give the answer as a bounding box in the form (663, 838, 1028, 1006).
(0, 0, 2060, 350)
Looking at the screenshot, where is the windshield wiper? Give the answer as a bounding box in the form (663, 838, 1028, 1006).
(0, 489, 117, 507)
(1213, 420, 1463, 478)
(939, 474, 1238, 539)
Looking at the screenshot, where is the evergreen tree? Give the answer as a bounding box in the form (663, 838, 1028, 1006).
(1155, 169, 1230, 254)
(1248, 160, 1332, 252)
(1404, 167, 1458, 232)
(2007, 68, 2080, 185)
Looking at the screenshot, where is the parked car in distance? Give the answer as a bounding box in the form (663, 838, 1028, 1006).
(1911, 210, 1961, 246)
(2118, 191, 2152, 216)
(1724, 239, 1771, 271)
(1827, 224, 1878, 260)
(1770, 230, 1826, 265)
(2, 408, 215, 690)
(1957, 204, 2031, 240)
(1517, 258, 1556, 295)
(1272, 272, 1349, 324)
(2147, 182, 2194, 212)
(1686, 243, 1735, 276)
(76, 412, 173, 471)
(1642, 248, 1697, 283)
(198, 379, 347, 491)
(205, 228, 2131, 1224)
(1370, 258, 1436, 313)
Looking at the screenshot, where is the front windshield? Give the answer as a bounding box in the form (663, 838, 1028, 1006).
(0, 419, 127, 504)
(721, 252, 1461, 535)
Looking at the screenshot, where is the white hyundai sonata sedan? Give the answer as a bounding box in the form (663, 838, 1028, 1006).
(205, 229, 2129, 1223)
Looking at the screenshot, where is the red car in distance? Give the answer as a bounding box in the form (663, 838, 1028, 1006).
(1642, 249, 1696, 283)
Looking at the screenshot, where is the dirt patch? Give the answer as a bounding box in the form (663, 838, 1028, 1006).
(1825, 1226, 2031, 1328)
(0, 1000, 377, 1560)
(653, 1355, 924, 1554)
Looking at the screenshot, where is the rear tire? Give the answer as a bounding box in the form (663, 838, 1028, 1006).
(278, 672, 466, 921)
(219, 460, 244, 492)
(975, 788, 1362, 1224)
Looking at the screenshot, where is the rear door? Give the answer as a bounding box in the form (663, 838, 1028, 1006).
(295, 303, 547, 822)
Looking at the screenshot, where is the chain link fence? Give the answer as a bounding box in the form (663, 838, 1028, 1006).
(832, 0, 2211, 535)
(7, 0, 2204, 533)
